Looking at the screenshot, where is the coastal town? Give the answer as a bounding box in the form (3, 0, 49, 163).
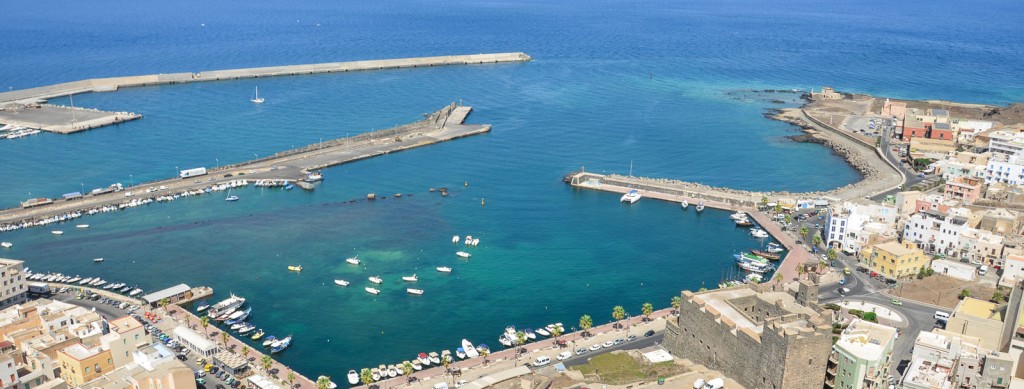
(1, 83, 1024, 389)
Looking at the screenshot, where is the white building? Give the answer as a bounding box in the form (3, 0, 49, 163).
(826, 201, 898, 255)
(903, 210, 971, 257)
(987, 131, 1024, 157)
(986, 153, 1024, 186)
(0, 258, 28, 310)
(1000, 254, 1024, 287)
(172, 326, 219, 358)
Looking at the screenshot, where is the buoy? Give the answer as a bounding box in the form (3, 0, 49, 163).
(481, 198, 485, 206)
(464, 181, 468, 187)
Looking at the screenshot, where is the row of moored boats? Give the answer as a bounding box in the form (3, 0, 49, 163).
(26, 270, 145, 297)
(197, 294, 292, 354)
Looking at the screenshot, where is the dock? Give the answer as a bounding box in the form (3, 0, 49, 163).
(565, 171, 815, 284)
(0, 102, 488, 226)
(0, 52, 530, 134)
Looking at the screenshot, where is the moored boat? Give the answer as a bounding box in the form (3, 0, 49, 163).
(417, 352, 431, 366)
(766, 242, 785, 253)
(346, 256, 361, 265)
(196, 301, 210, 312)
(334, 279, 350, 287)
(455, 348, 467, 359)
(735, 218, 754, 227)
(262, 335, 277, 347)
(251, 329, 265, 340)
(729, 211, 747, 221)
(620, 189, 642, 204)
(695, 202, 705, 212)
(208, 294, 246, 317)
(347, 370, 359, 385)
(436, 266, 452, 273)
(368, 276, 383, 284)
(462, 339, 479, 358)
(751, 249, 781, 260)
(535, 327, 551, 337)
(402, 274, 418, 282)
(270, 335, 292, 353)
(456, 251, 471, 258)
(225, 307, 252, 325)
(365, 287, 380, 295)
(750, 228, 770, 238)
(428, 352, 441, 365)
(680, 199, 689, 209)
(734, 252, 769, 264)
(406, 288, 424, 295)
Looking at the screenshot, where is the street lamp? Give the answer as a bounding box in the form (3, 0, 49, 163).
(129, 174, 133, 188)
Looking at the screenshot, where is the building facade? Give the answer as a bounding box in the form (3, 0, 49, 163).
(57, 344, 114, 387)
(826, 319, 897, 389)
(0, 259, 27, 310)
(944, 177, 985, 205)
(861, 241, 929, 279)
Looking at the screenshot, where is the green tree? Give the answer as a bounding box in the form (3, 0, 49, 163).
(287, 371, 296, 387)
(442, 353, 453, 383)
(642, 302, 654, 322)
(200, 316, 210, 339)
(261, 355, 273, 372)
(826, 249, 838, 261)
(671, 296, 681, 315)
(800, 226, 809, 237)
(515, 331, 527, 362)
(960, 289, 972, 299)
(158, 298, 170, 315)
(797, 265, 807, 280)
(401, 361, 413, 378)
(360, 368, 374, 386)
(760, 195, 769, 207)
(993, 291, 1006, 303)
(579, 315, 593, 337)
(612, 306, 626, 329)
(862, 312, 878, 323)
(551, 325, 563, 339)
(242, 346, 250, 360)
(784, 214, 793, 224)
(220, 331, 230, 347)
(316, 376, 332, 389)
(813, 235, 823, 246)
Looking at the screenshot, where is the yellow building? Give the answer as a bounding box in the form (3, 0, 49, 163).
(57, 343, 114, 387)
(947, 297, 1006, 350)
(861, 241, 928, 279)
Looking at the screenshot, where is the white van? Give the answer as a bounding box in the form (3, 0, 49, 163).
(979, 265, 989, 275)
(532, 355, 551, 367)
(934, 311, 950, 322)
(556, 351, 573, 361)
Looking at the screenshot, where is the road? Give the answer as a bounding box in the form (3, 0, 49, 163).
(558, 332, 664, 368)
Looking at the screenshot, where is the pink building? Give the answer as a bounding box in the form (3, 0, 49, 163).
(944, 177, 984, 204)
(882, 99, 907, 119)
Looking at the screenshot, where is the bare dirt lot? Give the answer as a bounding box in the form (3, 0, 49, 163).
(892, 274, 998, 308)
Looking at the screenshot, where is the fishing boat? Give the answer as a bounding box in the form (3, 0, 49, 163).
(365, 287, 380, 295)
(535, 327, 551, 337)
(196, 301, 210, 312)
(462, 339, 480, 358)
(751, 249, 781, 260)
(347, 370, 359, 385)
(368, 276, 383, 284)
(93, 258, 104, 263)
(456, 251, 471, 258)
(271, 335, 292, 353)
(262, 335, 277, 347)
(436, 266, 452, 273)
(225, 307, 252, 325)
(51, 230, 64, 235)
(695, 202, 705, 212)
(76, 224, 89, 229)
(452, 235, 460, 243)
(766, 242, 785, 253)
(680, 199, 689, 209)
(288, 265, 303, 272)
(345, 256, 361, 265)
(0, 242, 11, 248)
(406, 288, 424, 295)
(735, 217, 754, 227)
(428, 352, 441, 365)
(304, 171, 323, 182)
(734, 252, 769, 264)
(250, 86, 264, 104)
(750, 228, 770, 238)
(334, 279, 350, 287)
(417, 352, 431, 366)
(402, 274, 418, 282)
(620, 189, 642, 204)
(729, 212, 747, 221)
(208, 294, 246, 317)
(251, 329, 265, 340)
(455, 348, 467, 359)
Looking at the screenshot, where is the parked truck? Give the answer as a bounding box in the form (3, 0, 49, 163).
(179, 167, 208, 179)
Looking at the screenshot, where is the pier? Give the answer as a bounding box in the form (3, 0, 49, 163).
(0, 103, 488, 226)
(0, 52, 530, 134)
(565, 171, 814, 284)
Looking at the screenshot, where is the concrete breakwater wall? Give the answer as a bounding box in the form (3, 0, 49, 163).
(567, 172, 763, 209)
(0, 52, 532, 104)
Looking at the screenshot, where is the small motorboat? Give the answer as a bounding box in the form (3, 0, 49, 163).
(387, 365, 397, 378)
(271, 335, 292, 353)
(262, 335, 277, 347)
(371, 368, 381, 381)
(462, 339, 479, 358)
(735, 218, 754, 227)
(76, 224, 90, 229)
(524, 328, 537, 340)
(464, 235, 473, 245)
(0, 242, 11, 248)
(729, 211, 747, 221)
(766, 242, 785, 253)
(251, 329, 265, 340)
(470, 238, 480, 246)
(418, 352, 431, 366)
(441, 350, 452, 364)
(348, 370, 360, 385)
(411, 361, 422, 371)
(51, 230, 64, 235)
(334, 279, 350, 287)
(407, 288, 424, 295)
(456, 348, 467, 359)
(750, 228, 770, 239)
(238, 323, 257, 334)
(93, 258, 104, 263)
(304, 171, 323, 182)
(456, 251, 471, 258)
(288, 265, 303, 272)
(535, 327, 550, 337)
(365, 287, 380, 295)
(498, 334, 513, 347)
(369, 276, 383, 284)
(196, 301, 210, 312)
(695, 202, 705, 212)
(452, 235, 460, 244)
(402, 274, 418, 282)
(346, 256, 361, 265)
(436, 266, 452, 273)
(129, 288, 143, 297)
(680, 200, 689, 209)
(284, 183, 294, 190)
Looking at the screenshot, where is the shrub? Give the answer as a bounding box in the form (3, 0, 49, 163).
(862, 312, 878, 323)
(824, 303, 841, 311)
(848, 309, 864, 318)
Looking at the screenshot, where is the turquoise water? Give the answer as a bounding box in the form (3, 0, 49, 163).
(1, 0, 1022, 379)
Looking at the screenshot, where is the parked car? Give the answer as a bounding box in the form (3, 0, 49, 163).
(891, 299, 903, 306)
(575, 348, 588, 356)
(626, 335, 637, 342)
(589, 344, 602, 351)
(644, 330, 655, 337)
(557, 351, 573, 361)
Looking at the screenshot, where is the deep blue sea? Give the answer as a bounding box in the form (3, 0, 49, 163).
(1, 0, 1021, 380)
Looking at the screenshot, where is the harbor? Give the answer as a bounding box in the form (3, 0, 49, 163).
(0, 102, 489, 229)
(0, 53, 530, 134)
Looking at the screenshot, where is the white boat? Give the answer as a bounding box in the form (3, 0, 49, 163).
(368, 276, 383, 284)
(304, 172, 323, 182)
(371, 369, 381, 381)
(51, 230, 64, 235)
(498, 334, 513, 347)
(750, 228, 770, 239)
(347, 370, 359, 385)
(462, 339, 480, 358)
(470, 238, 480, 246)
(79, 277, 93, 285)
(456, 348, 467, 359)
(524, 328, 536, 340)
(407, 288, 424, 295)
(695, 202, 705, 212)
(428, 352, 441, 365)
(262, 335, 277, 347)
(225, 193, 239, 202)
(208, 294, 246, 317)
(729, 212, 747, 220)
(411, 361, 422, 371)
(250, 86, 264, 104)
(766, 242, 785, 253)
(464, 235, 473, 244)
(535, 327, 550, 337)
(620, 189, 641, 204)
(0, 242, 11, 248)
(436, 266, 452, 273)
(92, 279, 106, 287)
(365, 287, 380, 295)
(93, 258, 104, 263)
(680, 200, 689, 209)
(345, 256, 361, 265)
(76, 224, 90, 229)
(129, 288, 143, 297)
(402, 274, 418, 282)
(452, 235, 460, 243)
(417, 352, 431, 366)
(456, 251, 471, 258)
(334, 279, 350, 287)
(387, 365, 397, 378)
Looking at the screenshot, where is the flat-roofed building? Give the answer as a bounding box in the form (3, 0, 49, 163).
(100, 316, 146, 368)
(140, 284, 191, 308)
(57, 343, 113, 387)
(826, 319, 897, 389)
(0, 258, 27, 310)
(172, 326, 219, 358)
(944, 176, 984, 204)
(947, 298, 1006, 351)
(861, 241, 929, 279)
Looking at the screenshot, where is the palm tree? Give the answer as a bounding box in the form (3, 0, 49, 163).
(641, 302, 654, 322)
(200, 316, 210, 339)
(612, 306, 626, 329)
(242, 346, 250, 360)
(579, 314, 593, 337)
(515, 331, 527, 361)
(401, 361, 414, 378)
(813, 235, 822, 247)
(220, 331, 230, 347)
(670, 296, 681, 315)
(360, 368, 374, 386)
(797, 265, 807, 280)
(158, 298, 170, 315)
(442, 353, 452, 383)
(799, 226, 809, 237)
(185, 314, 192, 329)
(261, 355, 273, 372)
(287, 371, 296, 387)
(316, 375, 332, 389)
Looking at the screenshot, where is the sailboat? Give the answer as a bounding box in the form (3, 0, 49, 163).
(250, 86, 264, 104)
(619, 161, 642, 204)
(225, 189, 239, 202)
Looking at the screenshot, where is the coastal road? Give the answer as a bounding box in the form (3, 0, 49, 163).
(558, 332, 664, 368)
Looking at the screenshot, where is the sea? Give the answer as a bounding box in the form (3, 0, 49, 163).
(1, 0, 1022, 380)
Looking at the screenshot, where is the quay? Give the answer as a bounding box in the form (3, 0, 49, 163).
(565, 171, 814, 284)
(0, 52, 531, 134)
(0, 102, 488, 226)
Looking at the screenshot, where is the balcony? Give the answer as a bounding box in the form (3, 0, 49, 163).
(827, 366, 837, 376)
